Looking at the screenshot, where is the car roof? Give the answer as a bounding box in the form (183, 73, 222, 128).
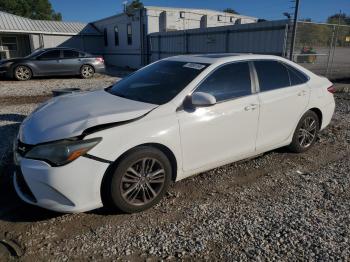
(165, 53, 288, 64)
(39, 47, 83, 52)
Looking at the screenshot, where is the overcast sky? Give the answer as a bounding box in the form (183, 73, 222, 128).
(50, 0, 350, 23)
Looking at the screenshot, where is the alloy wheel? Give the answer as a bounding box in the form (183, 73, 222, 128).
(120, 158, 166, 206)
(15, 66, 31, 80)
(298, 116, 317, 148)
(81, 65, 94, 78)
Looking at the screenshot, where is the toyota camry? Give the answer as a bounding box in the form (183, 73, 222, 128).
(13, 54, 335, 213)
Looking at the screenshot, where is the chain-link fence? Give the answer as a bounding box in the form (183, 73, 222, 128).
(293, 21, 350, 79)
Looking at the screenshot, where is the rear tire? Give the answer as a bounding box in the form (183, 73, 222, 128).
(14, 65, 32, 81)
(104, 147, 172, 213)
(288, 110, 320, 153)
(80, 65, 94, 79)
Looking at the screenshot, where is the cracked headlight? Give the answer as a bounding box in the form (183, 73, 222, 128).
(25, 137, 102, 166)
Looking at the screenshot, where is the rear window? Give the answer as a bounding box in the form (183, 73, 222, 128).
(63, 50, 80, 58)
(284, 64, 309, 85)
(254, 60, 290, 92)
(107, 60, 209, 105)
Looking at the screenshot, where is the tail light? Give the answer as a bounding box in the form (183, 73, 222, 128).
(327, 85, 336, 94)
(96, 57, 104, 63)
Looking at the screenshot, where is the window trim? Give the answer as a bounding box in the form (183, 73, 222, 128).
(189, 60, 257, 104)
(114, 26, 119, 46)
(251, 59, 310, 93)
(127, 24, 132, 45)
(104, 28, 108, 46)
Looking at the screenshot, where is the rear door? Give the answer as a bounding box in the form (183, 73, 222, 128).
(254, 60, 310, 151)
(33, 50, 62, 75)
(61, 50, 83, 75)
(177, 62, 260, 172)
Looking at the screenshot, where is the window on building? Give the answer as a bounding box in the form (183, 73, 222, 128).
(114, 26, 119, 46)
(1, 36, 17, 51)
(254, 60, 291, 92)
(196, 62, 252, 102)
(104, 28, 108, 46)
(127, 24, 132, 45)
(230, 17, 235, 23)
(38, 50, 61, 60)
(180, 11, 185, 18)
(217, 15, 222, 21)
(63, 50, 80, 59)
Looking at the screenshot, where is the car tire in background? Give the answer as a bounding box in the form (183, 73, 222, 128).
(14, 65, 32, 81)
(80, 64, 95, 79)
(288, 110, 320, 153)
(103, 146, 172, 213)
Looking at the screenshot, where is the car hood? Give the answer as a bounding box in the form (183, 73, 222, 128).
(20, 90, 158, 144)
(0, 58, 23, 64)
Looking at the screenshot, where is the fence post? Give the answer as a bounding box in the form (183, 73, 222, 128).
(158, 35, 161, 60)
(329, 23, 341, 78)
(282, 24, 289, 57)
(325, 26, 336, 77)
(184, 31, 189, 54)
(225, 29, 230, 53)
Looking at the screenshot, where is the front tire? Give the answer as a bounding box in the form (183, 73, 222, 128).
(80, 65, 94, 79)
(105, 147, 172, 213)
(14, 65, 32, 81)
(288, 110, 320, 153)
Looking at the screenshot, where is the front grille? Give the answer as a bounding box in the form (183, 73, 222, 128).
(15, 166, 37, 203)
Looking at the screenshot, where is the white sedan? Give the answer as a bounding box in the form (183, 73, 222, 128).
(13, 54, 335, 213)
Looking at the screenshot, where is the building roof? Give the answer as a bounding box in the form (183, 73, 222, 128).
(0, 11, 101, 35)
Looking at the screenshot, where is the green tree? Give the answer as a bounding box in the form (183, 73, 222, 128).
(327, 13, 350, 25)
(127, 0, 144, 10)
(0, 0, 62, 21)
(223, 8, 239, 14)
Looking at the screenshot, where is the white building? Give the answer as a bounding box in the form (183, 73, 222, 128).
(0, 6, 257, 68)
(93, 6, 257, 68)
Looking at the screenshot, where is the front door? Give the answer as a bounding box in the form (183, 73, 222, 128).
(33, 50, 62, 75)
(177, 62, 260, 172)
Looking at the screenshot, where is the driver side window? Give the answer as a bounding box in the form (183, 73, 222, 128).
(38, 50, 61, 60)
(196, 62, 252, 102)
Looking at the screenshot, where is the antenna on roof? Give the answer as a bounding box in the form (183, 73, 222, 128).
(123, 1, 128, 13)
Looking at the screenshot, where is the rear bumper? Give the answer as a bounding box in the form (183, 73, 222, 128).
(320, 101, 335, 130)
(94, 64, 105, 74)
(13, 156, 110, 213)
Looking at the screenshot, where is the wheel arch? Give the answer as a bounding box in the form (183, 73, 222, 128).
(13, 64, 33, 77)
(309, 107, 323, 128)
(80, 63, 95, 72)
(100, 143, 178, 205)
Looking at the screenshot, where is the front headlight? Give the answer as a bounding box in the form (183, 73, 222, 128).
(25, 137, 102, 166)
(0, 61, 13, 68)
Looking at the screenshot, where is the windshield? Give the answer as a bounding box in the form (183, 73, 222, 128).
(107, 60, 209, 105)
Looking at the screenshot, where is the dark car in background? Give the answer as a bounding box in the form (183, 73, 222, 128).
(0, 47, 105, 81)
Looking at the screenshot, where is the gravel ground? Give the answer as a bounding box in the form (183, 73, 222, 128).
(0, 74, 349, 261)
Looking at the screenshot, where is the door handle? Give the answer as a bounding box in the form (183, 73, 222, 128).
(297, 90, 307, 96)
(244, 104, 258, 111)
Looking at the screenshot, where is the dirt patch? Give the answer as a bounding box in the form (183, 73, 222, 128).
(0, 95, 51, 106)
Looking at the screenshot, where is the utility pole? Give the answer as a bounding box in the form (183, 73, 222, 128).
(289, 0, 300, 60)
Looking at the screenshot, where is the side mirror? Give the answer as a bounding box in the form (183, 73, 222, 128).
(191, 92, 216, 107)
